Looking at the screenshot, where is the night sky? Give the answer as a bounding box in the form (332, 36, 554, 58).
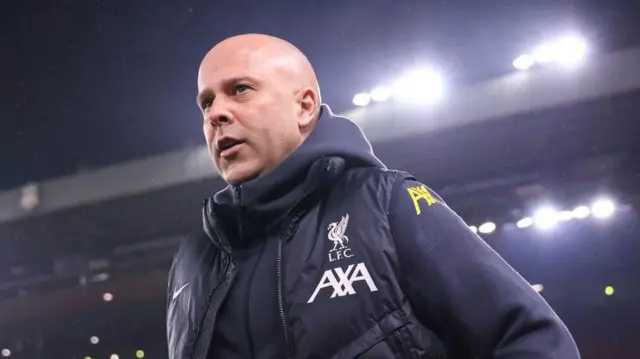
(2, 0, 639, 190)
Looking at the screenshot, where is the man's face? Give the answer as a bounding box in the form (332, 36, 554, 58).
(197, 48, 305, 185)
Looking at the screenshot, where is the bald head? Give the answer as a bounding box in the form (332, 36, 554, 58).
(196, 34, 322, 185)
(199, 34, 321, 107)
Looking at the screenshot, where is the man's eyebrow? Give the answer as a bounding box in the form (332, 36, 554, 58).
(228, 76, 258, 87)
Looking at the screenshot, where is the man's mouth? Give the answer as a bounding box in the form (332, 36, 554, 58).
(217, 138, 244, 157)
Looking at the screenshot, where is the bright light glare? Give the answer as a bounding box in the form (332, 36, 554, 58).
(516, 217, 534, 228)
(370, 86, 392, 102)
(478, 222, 496, 234)
(557, 210, 574, 221)
(605, 286, 615, 296)
(110, 355, 119, 359)
(514, 35, 588, 71)
(533, 45, 555, 64)
(352, 92, 371, 107)
(592, 198, 615, 219)
(513, 54, 535, 70)
(469, 225, 478, 233)
(1, 349, 10, 357)
(103, 292, 114, 302)
(572, 205, 591, 219)
(90, 336, 99, 344)
(534, 207, 558, 229)
(554, 36, 588, 66)
(391, 68, 444, 104)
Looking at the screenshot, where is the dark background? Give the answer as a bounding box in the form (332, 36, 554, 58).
(2, 0, 640, 358)
(2, 0, 640, 189)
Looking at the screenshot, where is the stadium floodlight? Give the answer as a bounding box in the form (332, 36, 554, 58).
(534, 207, 558, 229)
(516, 217, 534, 229)
(90, 336, 100, 344)
(572, 205, 590, 219)
(513, 35, 588, 71)
(391, 68, 445, 105)
(370, 86, 392, 102)
(554, 36, 588, 67)
(1, 349, 9, 357)
(352, 92, 371, 107)
(478, 222, 496, 234)
(592, 198, 615, 219)
(513, 54, 536, 71)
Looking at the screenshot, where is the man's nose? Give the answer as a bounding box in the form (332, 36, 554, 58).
(206, 100, 234, 127)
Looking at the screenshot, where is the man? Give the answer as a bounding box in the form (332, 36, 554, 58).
(166, 34, 580, 359)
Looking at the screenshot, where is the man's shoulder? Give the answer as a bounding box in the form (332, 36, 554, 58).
(337, 166, 418, 198)
(171, 232, 218, 269)
(326, 167, 416, 214)
(340, 166, 411, 187)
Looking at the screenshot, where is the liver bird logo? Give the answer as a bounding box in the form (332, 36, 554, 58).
(328, 214, 350, 251)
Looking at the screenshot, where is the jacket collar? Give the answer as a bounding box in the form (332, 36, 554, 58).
(203, 105, 385, 250)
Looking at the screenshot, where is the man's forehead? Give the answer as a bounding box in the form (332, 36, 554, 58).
(198, 65, 250, 88)
(200, 47, 252, 73)
(198, 48, 268, 86)
(205, 44, 256, 65)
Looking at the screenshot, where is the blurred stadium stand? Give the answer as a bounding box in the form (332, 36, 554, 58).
(1, 48, 640, 358)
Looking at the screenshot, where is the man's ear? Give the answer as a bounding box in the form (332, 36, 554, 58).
(297, 87, 320, 129)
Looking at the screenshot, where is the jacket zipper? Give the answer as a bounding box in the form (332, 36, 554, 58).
(277, 236, 293, 359)
(235, 186, 245, 243)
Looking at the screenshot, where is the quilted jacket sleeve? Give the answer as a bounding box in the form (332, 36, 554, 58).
(388, 176, 580, 359)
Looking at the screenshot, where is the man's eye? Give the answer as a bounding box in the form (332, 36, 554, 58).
(233, 84, 251, 95)
(201, 99, 213, 110)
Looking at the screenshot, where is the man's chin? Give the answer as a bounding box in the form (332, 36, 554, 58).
(222, 165, 261, 186)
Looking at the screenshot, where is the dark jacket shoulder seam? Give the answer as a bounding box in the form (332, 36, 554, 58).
(386, 169, 415, 218)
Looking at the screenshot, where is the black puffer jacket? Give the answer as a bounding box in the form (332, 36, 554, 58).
(166, 106, 580, 359)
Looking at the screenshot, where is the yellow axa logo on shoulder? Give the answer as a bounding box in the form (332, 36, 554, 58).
(406, 185, 438, 215)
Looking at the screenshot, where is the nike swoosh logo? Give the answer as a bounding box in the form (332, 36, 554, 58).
(172, 283, 189, 300)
